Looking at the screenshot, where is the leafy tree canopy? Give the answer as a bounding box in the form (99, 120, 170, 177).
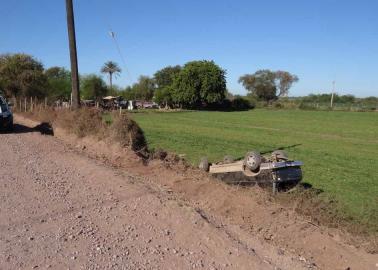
(154, 86, 174, 107)
(101, 61, 121, 90)
(101, 61, 121, 75)
(153, 65, 181, 107)
(107, 84, 123, 97)
(239, 69, 298, 102)
(154, 65, 181, 89)
(173, 60, 226, 107)
(45, 66, 71, 100)
(130, 76, 156, 101)
(275, 70, 298, 97)
(81, 74, 107, 101)
(239, 70, 277, 102)
(121, 86, 135, 100)
(0, 53, 47, 98)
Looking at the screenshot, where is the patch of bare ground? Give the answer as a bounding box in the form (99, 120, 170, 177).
(275, 185, 378, 253)
(14, 113, 378, 270)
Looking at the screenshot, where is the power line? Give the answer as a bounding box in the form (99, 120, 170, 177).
(330, 81, 335, 108)
(108, 30, 134, 84)
(92, 1, 134, 85)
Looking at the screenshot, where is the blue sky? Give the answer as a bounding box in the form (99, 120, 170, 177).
(1, 0, 377, 97)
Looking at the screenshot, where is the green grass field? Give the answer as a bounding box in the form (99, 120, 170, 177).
(130, 109, 378, 231)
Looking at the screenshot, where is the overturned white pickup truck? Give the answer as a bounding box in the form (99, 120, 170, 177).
(199, 150, 303, 193)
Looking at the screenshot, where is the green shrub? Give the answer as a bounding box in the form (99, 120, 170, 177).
(273, 102, 283, 109)
(231, 97, 254, 110)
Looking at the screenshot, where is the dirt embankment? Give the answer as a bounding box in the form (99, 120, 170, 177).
(6, 114, 378, 270)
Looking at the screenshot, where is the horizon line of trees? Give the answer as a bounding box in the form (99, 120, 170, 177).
(2, 52, 375, 110)
(270, 93, 378, 107)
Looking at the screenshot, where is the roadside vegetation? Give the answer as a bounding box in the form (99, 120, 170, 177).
(22, 107, 147, 154)
(131, 109, 378, 234)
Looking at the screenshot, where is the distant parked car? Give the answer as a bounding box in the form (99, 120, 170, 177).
(136, 101, 158, 109)
(81, 100, 95, 107)
(0, 95, 13, 131)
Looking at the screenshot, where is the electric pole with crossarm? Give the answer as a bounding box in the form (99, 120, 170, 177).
(65, 0, 80, 109)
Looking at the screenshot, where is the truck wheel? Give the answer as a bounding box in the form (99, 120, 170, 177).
(199, 157, 209, 172)
(223, 155, 234, 164)
(244, 151, 261, 171)
(7, 122, 14, 132)
(271, 150, 288, 161)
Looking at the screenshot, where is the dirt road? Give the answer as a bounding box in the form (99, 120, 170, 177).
(0, 119, 377, 269)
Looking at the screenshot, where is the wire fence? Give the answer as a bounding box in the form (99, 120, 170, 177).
(9, 97, 71, 113)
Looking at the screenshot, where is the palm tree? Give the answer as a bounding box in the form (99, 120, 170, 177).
(100, 61, 121, 91)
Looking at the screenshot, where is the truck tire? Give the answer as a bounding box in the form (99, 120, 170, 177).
(271, 150, 288, 161)
(6, 120, 14, 132)
(223, 155, 234, 164)
(244, 151, 261, 171)
(199, 157, 209, 172)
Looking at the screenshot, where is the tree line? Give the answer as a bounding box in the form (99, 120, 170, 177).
(1, 52, 300, 109)
(292, 94, 378, 110)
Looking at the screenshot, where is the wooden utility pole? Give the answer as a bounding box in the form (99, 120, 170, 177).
(65, 0, 80, 109)
(330, 81, 335, 108)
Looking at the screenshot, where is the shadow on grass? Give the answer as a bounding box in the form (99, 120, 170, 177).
(260, 144, 303, 155)
(298, 182, 324, 192)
